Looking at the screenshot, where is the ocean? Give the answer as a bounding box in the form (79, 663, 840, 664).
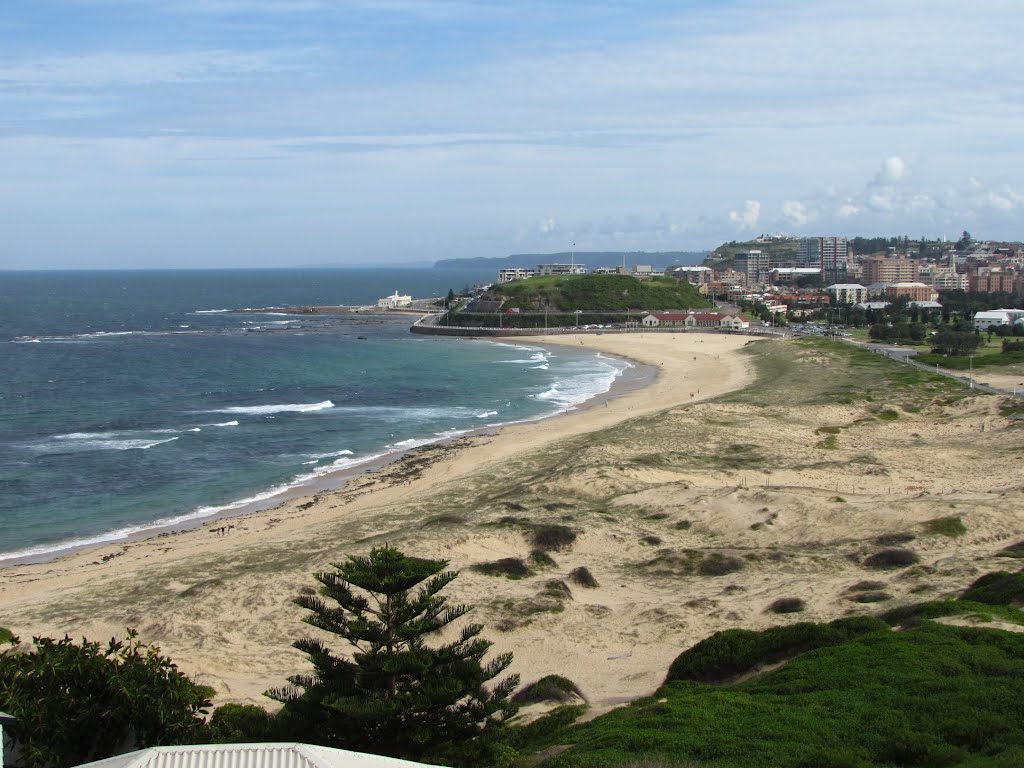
(0, 268, 633, 563)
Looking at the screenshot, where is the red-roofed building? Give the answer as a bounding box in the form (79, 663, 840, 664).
(641, 311, 749, 330)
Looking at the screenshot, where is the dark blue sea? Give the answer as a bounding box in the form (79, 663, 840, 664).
(0, 269, 632, 563)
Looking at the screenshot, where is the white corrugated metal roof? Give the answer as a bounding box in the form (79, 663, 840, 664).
(75, 744, 444, 768)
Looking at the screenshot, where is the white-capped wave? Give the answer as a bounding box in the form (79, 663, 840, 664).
(305, 449, 355, 461)
(193, 308, 231, 314)
(209, 400, 334, 415)
(533, 358, 628, 411)
(476, 410, 498, 418)
(208, 420, 239, 427)
(39, 434, 180, 453)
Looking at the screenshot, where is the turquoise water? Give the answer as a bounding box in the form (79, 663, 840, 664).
(0, 269, 632, 562)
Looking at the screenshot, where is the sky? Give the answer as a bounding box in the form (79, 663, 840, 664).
(2, 0, 1023, 269)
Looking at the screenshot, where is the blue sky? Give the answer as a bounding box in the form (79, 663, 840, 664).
(2, 0, 1022, 268)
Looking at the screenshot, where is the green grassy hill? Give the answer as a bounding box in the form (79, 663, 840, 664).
(488, 274, 710, 312)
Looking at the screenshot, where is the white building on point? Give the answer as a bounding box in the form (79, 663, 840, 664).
(376, 291, 413, 308)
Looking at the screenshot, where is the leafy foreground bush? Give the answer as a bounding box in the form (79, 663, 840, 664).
(665, 616, 887, 684)
(517, 622, 1024, 767)
(0, 629, 212, 768)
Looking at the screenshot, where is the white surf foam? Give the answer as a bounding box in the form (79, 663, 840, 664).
(42, 434, 180, 452)
(209, 400, 335, 415)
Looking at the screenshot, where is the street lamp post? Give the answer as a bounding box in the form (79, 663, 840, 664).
(574, 309, 582, 328)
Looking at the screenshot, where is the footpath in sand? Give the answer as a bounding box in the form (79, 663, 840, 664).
(2, 331, 1024, 719)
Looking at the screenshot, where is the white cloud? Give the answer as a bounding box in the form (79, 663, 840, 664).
(879, 156, 906, 183)
(781, 200, 814, 227)
(539, 217, 557, 233)
(728, 200, 761, 230)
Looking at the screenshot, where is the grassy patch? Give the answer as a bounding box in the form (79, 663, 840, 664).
(923, 515, 967, 538)
(638, 550, 746, 577)
(876, 408, 900, 421)
(640, 535, 663, 546)
(815, 434, 838, 450)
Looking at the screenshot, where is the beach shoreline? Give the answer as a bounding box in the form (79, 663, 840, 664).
(0, 331, 761, 710)
(0, 337, 657, 568)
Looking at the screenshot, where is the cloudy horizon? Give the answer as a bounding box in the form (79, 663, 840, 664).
(2, 1, 1022, 269)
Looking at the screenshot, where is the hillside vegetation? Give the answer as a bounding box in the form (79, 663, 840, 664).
(488, 274, 710, 312)
(510, 618, 1024, 767)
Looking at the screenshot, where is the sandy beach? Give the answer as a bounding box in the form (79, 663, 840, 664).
(2, 330, 1024, 719)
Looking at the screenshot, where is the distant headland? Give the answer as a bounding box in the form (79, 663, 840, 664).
(434, 251, 709, 269)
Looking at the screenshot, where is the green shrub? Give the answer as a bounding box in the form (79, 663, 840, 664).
(864, 548, 919, 569)
(698, 553, 746, 576)
(512, 675, 586, 705)
(844, 580, 887, 593)
(568, 566, 599, 588)
(665, 616, 889, 684)
(641, 535, 663, 546)
(923, 516, 967, 538)
(880, 599, 1024, 627)
(673, 520, 692, 530)
(0, 627, 15, 645)
(997, 541, 1024, 559)
(877, 408, 899, 421)
(471, 558, 532, 579)
(766, 597, 806, 614)
(529, 524, 577, 552)
(529, 549, 557, 568)
(209, 703, 277, 743)
(541, 580, 573, 600)
(848, 591, 892, 603)
(961, 571, 1024, 606)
